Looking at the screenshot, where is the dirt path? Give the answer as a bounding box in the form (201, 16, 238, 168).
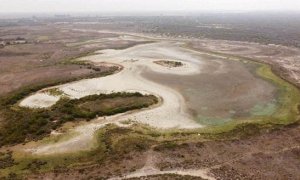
(110, 150, 215, 180)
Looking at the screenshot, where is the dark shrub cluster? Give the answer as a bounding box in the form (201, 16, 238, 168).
(0, 92, 158, 147)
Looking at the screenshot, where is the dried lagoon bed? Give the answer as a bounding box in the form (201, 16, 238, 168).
(1, 36, 300, 179)
(16, 41, 300, 152)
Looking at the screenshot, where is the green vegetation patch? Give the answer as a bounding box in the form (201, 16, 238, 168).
(0, 124, 159, 178)
(0, 151, 15, 169)
(196, 115, 233, 126)
(79, 93, 158, 116)
(154, 60, 184, 68)
(41, 88, 65, 96)
(97, 124, 157, 156)
(0, 92, 158, 147)
(255, 65, 300, 124)
(250, 102, 277, 116)
(127, 174, 206, 180)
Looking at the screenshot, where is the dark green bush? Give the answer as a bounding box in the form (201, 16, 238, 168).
(0, 92, 158, 147)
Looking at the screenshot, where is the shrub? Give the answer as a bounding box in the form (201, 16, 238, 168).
(0, 92, 158, 146)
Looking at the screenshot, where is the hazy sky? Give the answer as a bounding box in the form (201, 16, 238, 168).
(0, 0, 300, 13)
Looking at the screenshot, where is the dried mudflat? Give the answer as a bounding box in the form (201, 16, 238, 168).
(19, 37, 298, 154)
(23, 41, 203, 154)
(143, 54, 277, 126)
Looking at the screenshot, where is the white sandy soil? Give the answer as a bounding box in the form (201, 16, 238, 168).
(19, 93, 60, 108)
(23, 41, 206, 154)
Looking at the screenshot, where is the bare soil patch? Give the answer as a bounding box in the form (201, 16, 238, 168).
(153, 123, 300, 179)
(0, 25, 150, 96)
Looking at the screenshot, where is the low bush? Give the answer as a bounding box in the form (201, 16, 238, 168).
(0, 92, 158, 147)
(0, 151, 15, 169)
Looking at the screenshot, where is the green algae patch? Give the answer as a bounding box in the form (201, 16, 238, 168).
(192, 48, 300, 128)
(196, 115, 233, 126)
(250, 102, 277, 116)
(201, 61, 300, 133)
(256, 64, 300, 124)
(193, 59, 300, 128)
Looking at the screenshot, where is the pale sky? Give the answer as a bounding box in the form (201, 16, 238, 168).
(0, 0, 299, 13)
